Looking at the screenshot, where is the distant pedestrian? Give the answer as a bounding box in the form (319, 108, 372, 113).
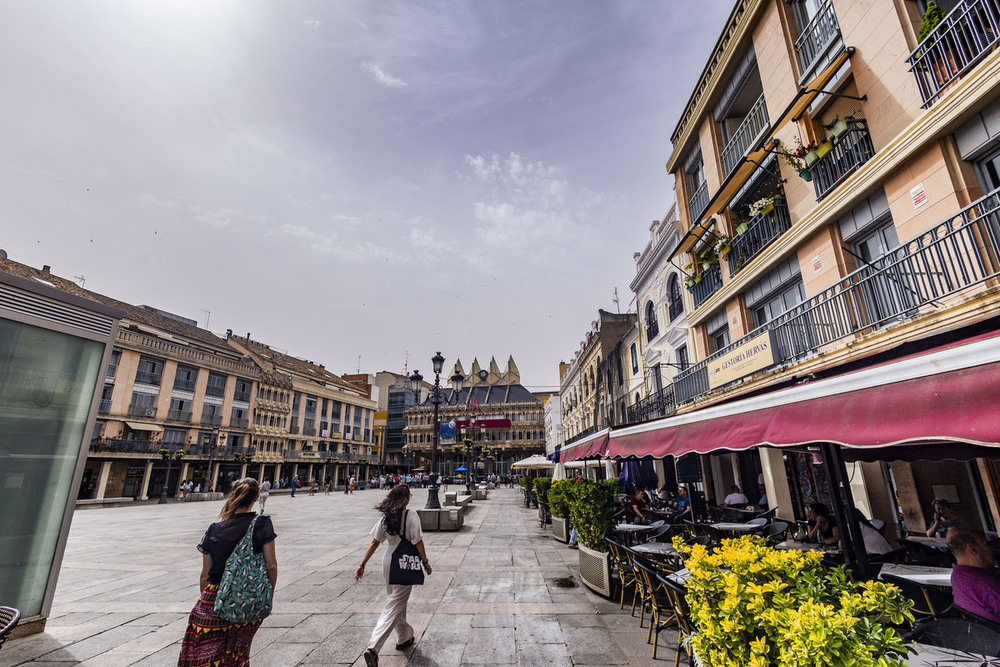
(325, 479, 332, 495)
(309, 478, 317, 496)
(178, 478, 277, 667)
(259, 479, 270, 513)
(349, 476, 356, 494)
(356, 484, 431, 666)
(290, 475, 298, 498)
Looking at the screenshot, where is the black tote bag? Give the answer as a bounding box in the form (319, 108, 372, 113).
(388, 510, 425, 586)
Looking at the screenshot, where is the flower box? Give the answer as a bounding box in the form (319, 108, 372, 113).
(799, 167, 812, 182)
(804, 148, 820, 166)
(815, 140, 834, 159)
(831, 118, 849, 138)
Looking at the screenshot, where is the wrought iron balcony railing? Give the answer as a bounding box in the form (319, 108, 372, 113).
(812, 119, 875, 200)
(720, 93, 770, 176)
(564, 426, 597, 446)
(106, 363, 117, 378)
(906, 0, 1000, 108)
(625, 385, 677, 425)
(692, 265, 723, 309)
(90, 438, 160, 454)
(645, 318, 660, 342)
(234, 391, 252, 402)
(167, 409, 192, 422)
(128, 403, 156, 418)
(173, 378, 196, 392)
(134, 370, 161, 385)
(230, 417, 249, 429)
(688, 180, 709, 220)
(727, 197, 792, 276)
(98, 399, 112, 414)
(795, 0, 841, 73)
(200, 414, 223, 426)
(674, 186, 1000, 405)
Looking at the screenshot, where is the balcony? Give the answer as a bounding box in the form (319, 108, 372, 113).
(167, 409, 192, 422)
(98, 399, 112, 414)
(173, 378, 196, 392)
(645, 318, 659, 343)
(289, 424, 300, 435)
(105, 363, 117, 379)
(720, 93, 770, 176)
(128, 403, 156, 418)
(906, 0, 1000, 108)
(301, 427, 317, 436)
(727, 197, 792, 276)
(134, 370, 161, 385)
(625, 385, 677, 425)
(668, 298, 684, 322)
(200, 414, 223, 426)
(795, 0, 841, 74)
(230, 417, 249, 429)
(691, 265, 723, 309)
(90, 438, 159, 455)
(674, 186, 1000, 405)
(688, 180, 709, 220)
(234, 390, 252, 402)
(812, 120, 875, 200)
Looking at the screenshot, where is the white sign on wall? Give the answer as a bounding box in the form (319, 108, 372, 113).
(911, 183, 927, 209)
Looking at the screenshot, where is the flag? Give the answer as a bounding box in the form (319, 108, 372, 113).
(472, 395, 478, 412)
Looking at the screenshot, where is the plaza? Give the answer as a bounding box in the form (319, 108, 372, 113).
(1, 488, 673, 666)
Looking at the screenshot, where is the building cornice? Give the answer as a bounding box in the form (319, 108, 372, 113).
(117, 329, 260, 377)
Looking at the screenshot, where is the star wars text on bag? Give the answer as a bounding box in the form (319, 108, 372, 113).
(398, 553, 422, 572)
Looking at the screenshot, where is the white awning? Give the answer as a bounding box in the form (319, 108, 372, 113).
(125, 421, 163, 432)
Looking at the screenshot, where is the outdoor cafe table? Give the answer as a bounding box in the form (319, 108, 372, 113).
(631, 541, 677, 557)
(905, 643, 997, 666)
(879, 563, 953, 589)
(711, 522, 758, 534)
(906, 535, 950, 550)
(774, 539, 842, 556)
(616, 523, 656, 546)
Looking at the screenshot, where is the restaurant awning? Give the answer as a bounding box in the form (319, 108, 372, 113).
(125, 421, 164, 432)
(666, 47, 855, 263)
(599, 329, 1000, 462)
(511, 454, 556, 470)
(559, 428, 611, 462)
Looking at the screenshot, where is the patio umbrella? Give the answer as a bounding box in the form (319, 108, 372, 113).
(619, 457, 657, 490)
(511, 454, 556, 470)
(454, 466, 468, 473)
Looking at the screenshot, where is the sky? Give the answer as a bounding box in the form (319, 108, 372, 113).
(0, 1, 733, 391)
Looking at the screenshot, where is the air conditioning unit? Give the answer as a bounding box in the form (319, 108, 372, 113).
(144, 408, 156, 418)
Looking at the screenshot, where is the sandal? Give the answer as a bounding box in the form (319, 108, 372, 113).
(395, 637, 415, 651)
(363, 648, 378, 666)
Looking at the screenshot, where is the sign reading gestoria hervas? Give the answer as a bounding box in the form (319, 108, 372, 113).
(707, 330, 777, 389)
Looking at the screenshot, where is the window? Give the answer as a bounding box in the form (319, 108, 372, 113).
(687, 152, 707, 217)
(163, 429, 186, 444)
(645, 301, 659, 342)
(630, 344, 639, 374)
(135, 356, 164, 385)
(292, 392, 301, 413)
(668, 276, 684, 321)
(709, 323, 730, 353)
(234, 378, 252, 402)
(174, 365, 198, 392)
(676, 345, 689, 370)
(205, 372, 227, 398)
(106, 348, 120, 378)
(305, 396, 317, 415)
(129, 392, 157, 417)
(168, 397, 191, 420)
(752, 281, 807, 329)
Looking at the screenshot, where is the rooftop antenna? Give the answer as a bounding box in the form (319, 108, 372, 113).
(201, 308, 211, 329)
(612, 287, 620, 314)
(403, 350, 410, 375)
(73, 274, 86, 287)
(357, 355, 362, 373)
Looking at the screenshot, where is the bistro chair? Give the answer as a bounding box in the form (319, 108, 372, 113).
(881, 573, 954, 621)
(538, 500, 551, 528)
(757, 507, 779, 521)
(659, 575, 696, 667)
(606, 538, 638, 613)
(623, 546, 657, 628)
(905, 617, 1000, 656)
(633, 559, 677, 659)
(756, 520, 791, 543)
(646, 523, 674, 543)
(898, 538, 955, 568)
(956, 605, 1000, 634)
(0, 606, 20, 653)
(745, 517, 768, 527)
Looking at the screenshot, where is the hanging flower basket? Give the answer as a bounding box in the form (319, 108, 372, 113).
(799, 168, 813, 182)
(815, 140, 834, 159)
(735, 220, 749, 235)
(804, 148, 820, 166)
(831, 118, 850, 137)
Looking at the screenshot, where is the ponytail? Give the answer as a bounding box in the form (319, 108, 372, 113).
(220, 478, 260, 523)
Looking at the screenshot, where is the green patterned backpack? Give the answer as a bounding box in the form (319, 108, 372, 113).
(214, 516, 273, 623)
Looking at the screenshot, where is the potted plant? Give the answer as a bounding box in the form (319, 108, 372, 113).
(815, 137, 835, 159)
(548, 480, 572, 542)
(713, 235, 732, 257)
(918, 1, 946, 42)
(568, 478, 619, 596)
(749, 195, 775, 218)
(735, 219, 749, 235)
(675, 535, 915, 667)
(534, 477, 552, 523)
(174, 449, 186, 460)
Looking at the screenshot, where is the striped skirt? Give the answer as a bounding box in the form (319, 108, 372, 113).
(178, 584, 263, 667)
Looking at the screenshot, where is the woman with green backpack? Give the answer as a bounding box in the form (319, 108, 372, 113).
(178, 478, 278, 667)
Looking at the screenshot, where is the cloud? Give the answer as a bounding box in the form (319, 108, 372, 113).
(190, 206, 264, 229)
(303, 18, 320, 36)
(273, 223, 398, 262)
(362, 61, 408, 88)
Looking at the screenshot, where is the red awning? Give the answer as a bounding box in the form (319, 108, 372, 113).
(561, 429, 610, 461)
(604, 331, 1000, 461)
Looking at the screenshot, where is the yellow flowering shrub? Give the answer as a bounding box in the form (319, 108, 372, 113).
(674, 535, 914, 667)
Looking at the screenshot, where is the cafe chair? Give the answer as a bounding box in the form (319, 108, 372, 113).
(956, 605, 1000, 633)
(757, 507, 778, 520)
(659, 575, 696, 667)
(869, 518, 886, 534)
(0, 606, 20, 653)
(633, 559, 676, 659)
(757, 520, 791, 543)
(881, 573, 954, 621)
(606, 538, 639, 613)
(745, 517, 768, 527)
(647, 523, 674, 543)
(897, 538, 955, 568)
(905, 617, 1000, 656)
(538, 500, 551, 528)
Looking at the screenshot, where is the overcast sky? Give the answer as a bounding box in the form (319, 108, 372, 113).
(0, 1, 732, 390)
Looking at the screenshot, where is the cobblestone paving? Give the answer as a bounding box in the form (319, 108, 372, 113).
(2, 487, 680, 666)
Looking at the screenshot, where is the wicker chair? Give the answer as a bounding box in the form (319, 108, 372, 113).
(633, 558, 677, 659)
(0, 606, 20, 653)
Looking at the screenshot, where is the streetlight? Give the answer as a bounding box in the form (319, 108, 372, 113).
(158, 443, 180, 504)
(410, 352, 465, 509)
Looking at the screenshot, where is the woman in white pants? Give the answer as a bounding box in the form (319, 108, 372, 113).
(355, 484, 431, 667)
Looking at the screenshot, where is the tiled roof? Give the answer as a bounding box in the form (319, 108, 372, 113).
(421, 384, 541, 406)
(0, 257, 234, 353)
(236, 336, 360, 394)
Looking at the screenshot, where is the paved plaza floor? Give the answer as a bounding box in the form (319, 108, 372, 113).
(2, 487, 681, 666)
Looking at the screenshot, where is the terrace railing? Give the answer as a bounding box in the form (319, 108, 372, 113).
(795, 0, 841, 73)
(674, 186, 1000, 404)
(689, 180, 710, 220)
(812, 119, 875, 200)
(906, 0, 1000, 108)
(626, 384, 677, 425)
(721, 93, 770, 176)
(728, 197, 792, 276)
(692, 265, 723, 309)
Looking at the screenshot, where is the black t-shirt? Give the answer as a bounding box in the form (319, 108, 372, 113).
(197, 512, 276, 584)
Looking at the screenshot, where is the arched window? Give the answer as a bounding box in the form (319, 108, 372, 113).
(645, 301, 659, 341)
(668, 275, 684, 321)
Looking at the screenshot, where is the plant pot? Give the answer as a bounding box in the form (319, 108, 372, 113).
(760, 202, 774, 215)
(799, 168, 812, 182)
(718, 243, 731, 257)
(552, 516, 570, 543)
(815, 140, 834, 159)
(804, 149, 819, 166)
(735, 221, 749, 235)
(578, 543, 613, 597)
(831, 118, 849, 137)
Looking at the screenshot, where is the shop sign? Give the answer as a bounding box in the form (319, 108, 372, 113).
(707, 330, 777, 389)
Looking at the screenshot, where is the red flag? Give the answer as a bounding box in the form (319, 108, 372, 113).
(472, 395, 478, 412)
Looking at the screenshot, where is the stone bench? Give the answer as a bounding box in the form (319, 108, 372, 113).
(417, 506, 466, 531)
(184, 492, 225, 502)
(76, 497, 133, 509)
(444, 493, 473, 509)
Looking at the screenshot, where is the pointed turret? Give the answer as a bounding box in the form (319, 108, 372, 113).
(503, 356, 521, 384)
(487, 357, 502, 384)
(451, 358, 465, 379)
(470, 358, 483, 382)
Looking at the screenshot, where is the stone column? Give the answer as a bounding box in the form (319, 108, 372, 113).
(240, 463, 248, 479)
(211, 463, 221, 491)
(258, 463, 266, 481)
(95, 460, 113, 500)
(178, 461, 190, 485)
(138, 460, 155, 500)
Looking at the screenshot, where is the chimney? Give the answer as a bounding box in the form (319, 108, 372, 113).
(41, 265, 51, 277)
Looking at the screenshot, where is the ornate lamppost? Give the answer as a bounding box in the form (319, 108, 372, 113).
(410, 352, 464, 509)
(157, 444, 184, 504)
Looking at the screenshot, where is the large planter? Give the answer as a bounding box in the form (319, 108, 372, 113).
(804, 148, 820, 166)
(552, 517, 570, 543)
(578, 543, 612, 597)
(831, 118, 849, 138)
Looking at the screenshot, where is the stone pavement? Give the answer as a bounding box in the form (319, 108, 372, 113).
(2, 487, 681, 666)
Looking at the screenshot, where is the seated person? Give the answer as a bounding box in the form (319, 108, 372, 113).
(723, 485, 748, 507)
(948, 529, 1000, 623)
(655, 483, 673, 506)
(628, 488, 649, 523)
(926, 498, 969, 538)
(806, 502, 839, 545)
(757, 483, 769, 508)
(672, 485, 692, 520)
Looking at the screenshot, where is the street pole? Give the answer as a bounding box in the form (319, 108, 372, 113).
(158, 445, 174, 504)
(428, 375, 442, 509)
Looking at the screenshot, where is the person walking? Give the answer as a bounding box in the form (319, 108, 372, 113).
(258, 478, 270, 513)
(178, 478, 277, 667)
(355, 485, 432, 666)
(309, 478, 317, 496)
(290, 475, 298, 498)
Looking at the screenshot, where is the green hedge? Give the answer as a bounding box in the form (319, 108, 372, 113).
(566, 479, 618, 552)
(548, 479, 572, 518)
(534, 477, 552, 504)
